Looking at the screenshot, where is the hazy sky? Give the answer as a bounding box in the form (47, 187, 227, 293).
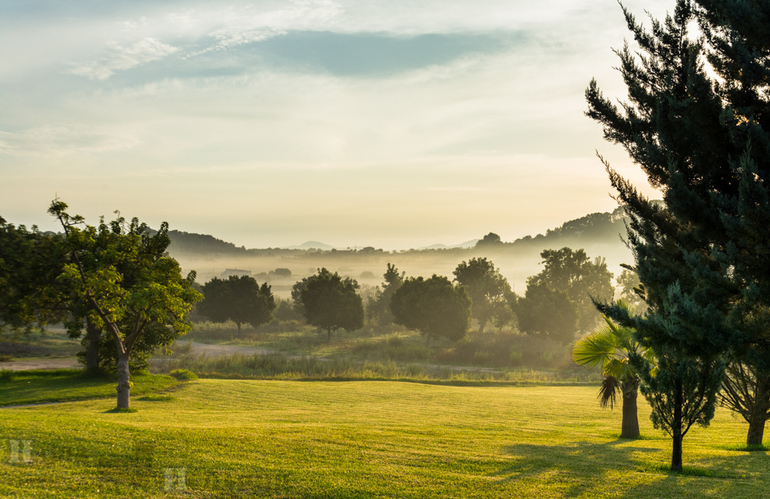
(1, 0, 669, 249)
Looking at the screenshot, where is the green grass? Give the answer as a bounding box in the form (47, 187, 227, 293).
(1, 380, 767, 498)
(0, 327, 81, 359)
(153, 350, 594, 384)
(0, 370, 178, 407)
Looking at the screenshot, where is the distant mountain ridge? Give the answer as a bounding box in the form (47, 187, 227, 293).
(166, 207, 630, 256)
(287, 241, 335, 250)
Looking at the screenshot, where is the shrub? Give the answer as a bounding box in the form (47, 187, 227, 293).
(169, 369, 198, 381)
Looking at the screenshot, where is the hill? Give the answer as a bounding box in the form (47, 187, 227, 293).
(167, 208, 633, 295)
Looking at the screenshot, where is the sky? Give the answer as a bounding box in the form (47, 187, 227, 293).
(0, 0, 671, 250)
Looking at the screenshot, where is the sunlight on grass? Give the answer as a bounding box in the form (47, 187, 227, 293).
(1, 381, 767, 498)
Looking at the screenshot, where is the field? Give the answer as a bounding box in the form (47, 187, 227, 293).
(1, 377, 767, 498)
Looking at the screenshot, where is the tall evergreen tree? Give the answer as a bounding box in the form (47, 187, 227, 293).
(586, 0, 732, 469)
(695, 0, 770, 447)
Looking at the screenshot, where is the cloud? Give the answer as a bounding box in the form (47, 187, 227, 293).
(69, 37, 179, 80)
(0, 126, 140, 157)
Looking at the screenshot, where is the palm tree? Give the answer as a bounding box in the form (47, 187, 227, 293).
(572, 302, 653, 439)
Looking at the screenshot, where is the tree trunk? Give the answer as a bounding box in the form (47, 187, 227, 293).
(327, 328, 332, 342)
(425, 334, 431, 348)
(746, 371, 769, 446)
(478, 317, 487, 334)
(620, 378, 640, 439)
(116, 352, 131, 409)
(671, 430, 683, 472)
(671, 380, 684, 472)
(747, 417, 766, 446)
(85, 319, 100, 371)
(236, 321, 241, 334)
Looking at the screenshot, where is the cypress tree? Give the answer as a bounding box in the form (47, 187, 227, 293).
(587, 0, 732, 470)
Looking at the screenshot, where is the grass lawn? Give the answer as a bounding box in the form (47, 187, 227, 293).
(1, 380, 767, 498)
(0, 370, 179, 407)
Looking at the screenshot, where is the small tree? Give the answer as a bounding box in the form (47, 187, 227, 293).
(527, 248, 614, 332)
(198, 275, 276, 333)
(515, 283, 579, 344)
(630, 343, 724, 471)
(453, 258, 511, 333)
(292, 268, 363, 341)
(366, 263, 404, 326)
(390, 275, 471, 347)
(50, 201, 201, 409)
(573, 302, 653, 439)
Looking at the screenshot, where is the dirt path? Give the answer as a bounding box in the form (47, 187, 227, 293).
(173, 340, 277, 358)
(0, 358, 80, 371)
(0, 342, 285, 372)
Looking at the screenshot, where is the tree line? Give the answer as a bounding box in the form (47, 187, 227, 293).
(194, 249, 621, 347)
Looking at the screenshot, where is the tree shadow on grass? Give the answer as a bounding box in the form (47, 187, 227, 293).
(493, 439, 653, 496)
(493, 439, 764, 498)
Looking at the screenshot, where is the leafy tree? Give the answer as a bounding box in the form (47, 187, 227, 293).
(390, 275, 471, 347)
(527, 248, 614, 332)
(273, 297, 303, 322)
(586, 0, 743, 467)
(198, 275, 276, 333)
(572, 302, 653, 439)
(0, 218, 69, 334)
(616, 268, 645, 314)
(0, 217, 108, 370)
(453, 258, 511, 333)
(292, 268, 363, 341)
(366, 263, 404, 326)
(49, 201, 201, 409)
(475, 232, 503, 248)
(515, 283, 579, 344)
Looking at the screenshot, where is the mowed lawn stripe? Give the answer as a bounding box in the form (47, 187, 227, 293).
(1, 380, 766, 498)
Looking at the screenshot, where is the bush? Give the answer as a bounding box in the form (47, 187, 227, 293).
(169, 369, 198, 381)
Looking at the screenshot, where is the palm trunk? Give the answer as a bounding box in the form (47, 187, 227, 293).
(116, 352, 131, 409)
(620, 378, 640, 439)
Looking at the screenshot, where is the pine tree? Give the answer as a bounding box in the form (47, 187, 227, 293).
(586, 0, 731, 470)
(590, 0, 770, 452)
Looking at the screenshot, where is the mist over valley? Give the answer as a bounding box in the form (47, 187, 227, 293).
(171, 208, 631, 298)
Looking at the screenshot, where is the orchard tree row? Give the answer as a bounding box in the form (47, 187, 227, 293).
(194, 248, 629, 348)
